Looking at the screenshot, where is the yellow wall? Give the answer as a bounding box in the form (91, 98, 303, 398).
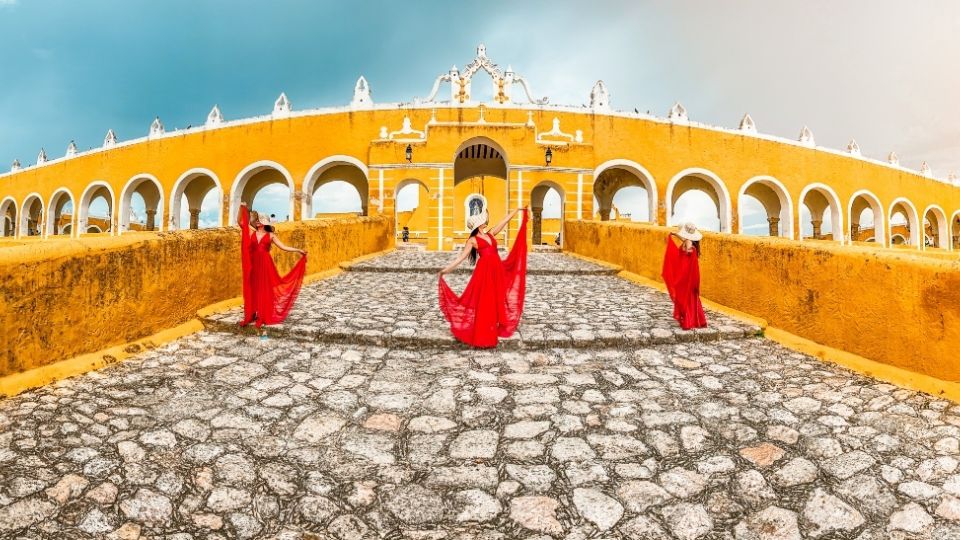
(565, 220, 960, 381)
(0, 216, 393, 377)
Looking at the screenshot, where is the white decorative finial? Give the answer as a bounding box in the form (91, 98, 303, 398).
(66, 140, 78, 157)
(920, 161, 932, 177)
(846, 139, 861, 156)
(273, 92, 291, 116)
(36, 148, 47, 165)
(477, 43, 487, 57)
(206, 105, 223, 126)
(104, 129, 117, 148)
(149, 116, 164, 137)
(668, 102, 688, 123)
(11, 159, 21, 172)
(351, 76, 373, 107)
(739, 113, 757, 133)
(887, 151, 899, 165)
(798, 126, 815, 146)
(589, 80, 610, 111)
(378, 126, 388, 139)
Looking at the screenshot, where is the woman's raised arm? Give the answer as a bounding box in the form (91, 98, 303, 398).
(488, 207, 525, 237)
(439, 238, 475, 276)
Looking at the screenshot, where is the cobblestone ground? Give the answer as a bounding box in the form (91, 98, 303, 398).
(2, 252, 960, 539)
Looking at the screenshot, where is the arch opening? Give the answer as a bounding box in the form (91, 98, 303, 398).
(953, 212, 960, 250)
(593, 161, 656, 223)
(848, 191, 885, 246)
(0, 198, 17, 237)
(171, 169, 222, 230)
(453, 138, 509, 248)
(231, 162, 295, 225)
(888, 198, 920, 247)
(923, 206, 948, 249)
(47, 189, 75, 236)
(78, 183, 114, 235)
(20, 195, 44, 237)
(120, 176, 163, 233)
(667, 169, 731, 233)
(799, 185, 842, 241)
(395, 179, 430, 245)
(303, 159, 369, 219)
(737, 177, 793, 238)
(530, 181, 564, 246)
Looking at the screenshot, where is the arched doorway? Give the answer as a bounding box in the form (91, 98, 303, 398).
(230, 161, 295, 225)
(170, 168, 223, 230)
(737, 176, 793, 238)
(798, 184, 842, 241)
(47, 188, 75, 236)
(78, 182, 115, 236)
(0, 197, 17, 237)
(303, 157, 369, 219)
(666, 168, 732, 232)
(848, 190, 885, 245)
(923, 205, 948, 249)
(19, 194, 44, 237)
(953, 211, 960, 250)
(530, 181, 564, 246)
(119, 174, 163, 232)
(453, 138, 508, 249)
(592, 160, 657, 223)
(888, 198, 920, 247)
(395, 179, 429, 245)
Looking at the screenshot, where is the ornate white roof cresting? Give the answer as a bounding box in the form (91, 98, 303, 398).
(422, 44, 548, 106)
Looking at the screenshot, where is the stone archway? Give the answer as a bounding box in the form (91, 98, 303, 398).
(923, 205, 948, 249)
(453, 137, 509, 248)
(394, 179, 430, 245)
(19, 193, 44, 237)
(798, 184, 843, 241)
(170, 168, 223, 230)
(0, 197, 16, 237)
(888, 198, 920, 247)
(119, 174, 164, 232)
(737, 176, 793, 238)
(592, 160, 657, 223)
(848, 190, 885, 246)
(78, 182, 115, 236)
(47, 188, 76, 236)
(530, 181, 565, 246)
(230, 161, 295, 225)
(666, 168, 732, 232)
(303, 156, 369, 219)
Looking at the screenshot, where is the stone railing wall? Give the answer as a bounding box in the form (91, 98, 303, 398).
(0, 216, 393, 377)
(565, 220, 960, 382)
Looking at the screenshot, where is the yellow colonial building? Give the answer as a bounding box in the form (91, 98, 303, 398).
(1, 44, 959, 253)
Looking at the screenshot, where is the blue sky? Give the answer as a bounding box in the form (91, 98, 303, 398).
(2, 0, 958, 229)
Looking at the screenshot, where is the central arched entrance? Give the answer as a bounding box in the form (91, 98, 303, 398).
(530, 181, 565, 246)
(453, 138, 508, 250)
(395, 178, 430, 246)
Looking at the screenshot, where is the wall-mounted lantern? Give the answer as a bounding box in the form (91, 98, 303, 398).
(405, 144, 413, 163)
(544, 147, 553, 166)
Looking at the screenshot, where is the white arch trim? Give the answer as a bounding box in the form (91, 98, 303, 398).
(923, 204, 949, 250)
(847, 189, 886, 247)
(952, 210, 960, 251)
(78, 181, 117, 236)
(169, 167, 224, 230)
(302, 155, 369, 220)
(18, 192, 44, 239)
(798, 182, 845, 244)
(737, 175, 795, 239)
(46, 187, 77, 237)
(665, 167, 733, 233)
(118, 173, 165, 233)
(230, 160, 296, 225)
(593, 159, 658, 224)
(888, 197, 921, 249)
(0, 196, 17, 238)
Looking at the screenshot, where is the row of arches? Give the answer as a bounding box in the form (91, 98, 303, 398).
(591, 160, 960, 250)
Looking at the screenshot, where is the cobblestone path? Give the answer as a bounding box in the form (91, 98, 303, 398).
(2, 251, 960, 539)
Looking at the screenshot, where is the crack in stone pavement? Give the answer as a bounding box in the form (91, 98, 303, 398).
(1, 251, 959, 539)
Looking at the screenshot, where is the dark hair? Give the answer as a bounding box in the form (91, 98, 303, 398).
(692, 240, 701, 256)
(263, 224, 275, 233)
(468, 227, 481, 264)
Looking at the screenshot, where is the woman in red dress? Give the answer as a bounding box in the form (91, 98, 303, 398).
(661, 222, 708, 330)
(438, 207, 529, 348)
(237, 202, 308, 329)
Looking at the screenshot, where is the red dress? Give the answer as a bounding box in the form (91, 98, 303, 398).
(661, 235, 707, 330)
(438, 211, 529, 348)
(239, 206, 307, 327)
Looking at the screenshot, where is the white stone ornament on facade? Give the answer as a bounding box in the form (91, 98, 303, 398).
(351, 76, 373, 108)
(206, 105, 223, 127)
(378, 126, 388, 139)
(423, 44, 547, 105)
(847, 139, 861, 156)
(273, 92, 291, 116)
(36, 148, 47, 165)
(11, 159, 21, 172)
(388, 117, 425, 140)
(104, 129, 117, 148)
(66, 140, 78, 157)
(149, 117, 164, 137)
(537, 117, 575, 144)
(590, 80, 610, 111)
(798, 126, 815, 147)
(739, 113, 757, 133)
(888, 151, 899, 166)
(920, 161, 932, 177)
(668, 102, 688, 123)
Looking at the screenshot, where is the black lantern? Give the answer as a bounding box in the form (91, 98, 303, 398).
(544, 147, 553, 166)
(405, 144, 413, 163)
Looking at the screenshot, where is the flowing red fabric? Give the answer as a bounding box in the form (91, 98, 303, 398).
(239, 206, 307, 326)
(438, 211, 529, 348)
(661, 235, 707, 330)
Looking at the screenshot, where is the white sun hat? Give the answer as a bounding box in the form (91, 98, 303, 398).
(677, 222, 703, 242)
(466, 211, 488, 232)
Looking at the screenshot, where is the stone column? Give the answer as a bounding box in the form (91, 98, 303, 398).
(189, 209, 201, 229)
(811, 220, 822, 239)
(850, 223, 860, 241)
(145, 209, 157, 231)
(532, 207, 543, 245)
(767, 216, 780, 237)
(599, 206, 611, 221)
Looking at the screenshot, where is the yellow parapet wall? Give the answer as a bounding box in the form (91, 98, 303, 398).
(0, 216, 393, 377)
(564, 220, 960, 382)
